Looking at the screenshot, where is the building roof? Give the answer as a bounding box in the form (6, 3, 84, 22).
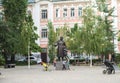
(40, 0, 72, 2)
(52, 0, 68, 1)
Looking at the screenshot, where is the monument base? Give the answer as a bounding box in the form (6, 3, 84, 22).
(55, 61, 70, 70)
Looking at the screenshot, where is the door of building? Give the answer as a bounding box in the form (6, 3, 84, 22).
(41, 48, 47, 63)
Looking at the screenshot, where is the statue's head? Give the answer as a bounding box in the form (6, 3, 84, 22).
(60, 36, 63, 40)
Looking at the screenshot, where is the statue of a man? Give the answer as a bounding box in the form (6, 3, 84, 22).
(55, 37, 67, 61)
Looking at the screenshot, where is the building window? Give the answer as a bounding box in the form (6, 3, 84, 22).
(78, 7, 82, 16)
(71, 8, 75, 17)
(41, 29, 47, 38)
(41, 9, 47, 19)
(56, 8, 60, 18)
(63, 8, 67, 17)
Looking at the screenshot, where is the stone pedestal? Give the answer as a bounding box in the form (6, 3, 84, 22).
(55, 61, 69, 70)
(56, 61, 63, 70)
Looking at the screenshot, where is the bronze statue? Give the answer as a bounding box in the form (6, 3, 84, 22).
(55, 37, 67, 61)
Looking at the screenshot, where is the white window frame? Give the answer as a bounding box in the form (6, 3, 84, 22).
(41, 9, 47, 19)
(56, 8, 60, 18)
(41, 29, 48, 38)
(78, 7, 82, 16)
(63, 8, 67, 17)
(71, 8, 75, 17)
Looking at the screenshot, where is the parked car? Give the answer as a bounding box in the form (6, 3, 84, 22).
(26, 56, 37, 61)
(17, 58, 26, 62)
(26, 56, 41, 64)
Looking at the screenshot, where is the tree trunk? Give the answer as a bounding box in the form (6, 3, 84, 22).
(4, 54, 8, 64)
(90, 54, 92, 67)
(2, 51, 8, 64)
(11, 54, 15, 64)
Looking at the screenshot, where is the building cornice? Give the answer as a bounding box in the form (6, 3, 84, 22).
(53, 0, 90, 4)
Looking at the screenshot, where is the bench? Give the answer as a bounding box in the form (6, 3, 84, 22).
(77, 61, 86, 65)
(4, 64, 16, 68)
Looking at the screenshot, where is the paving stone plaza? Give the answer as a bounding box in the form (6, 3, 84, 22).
(0, 65, 120, 83)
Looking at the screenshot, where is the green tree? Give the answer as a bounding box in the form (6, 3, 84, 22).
(2, 0, 40, 64)
(75, 6, 108, 66)
(47, 21, 56, 62)
(2, 0, 28, 63)
(96, 0, 114, 55)
(67, 23, 80, 55)
(21, 14, 40, 55)
(81, 7, 98, 66)
(0, 20, 12, 64)
(56, 23, 69, 41)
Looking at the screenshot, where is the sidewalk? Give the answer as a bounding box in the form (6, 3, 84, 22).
(0, 65, 120, 83)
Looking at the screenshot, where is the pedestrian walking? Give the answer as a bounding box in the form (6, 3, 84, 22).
(53, 57, 57, 67)
(62, 60, 66, 70)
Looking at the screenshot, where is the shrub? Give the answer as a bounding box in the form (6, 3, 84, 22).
(118, 64, 120, 68)
(0, 54, 5, 65)
(15, 61, 37, 66)
(115, 53, 120, 64)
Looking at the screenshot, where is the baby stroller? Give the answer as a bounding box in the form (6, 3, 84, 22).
(103, 61, 115, 74)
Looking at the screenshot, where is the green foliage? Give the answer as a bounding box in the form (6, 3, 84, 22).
(1, 0, 28, 55)
(115, 54, 120, 64)
(67, 6, 109, 56)
(67, 0, 114, 57)
(82, 7, 97, 55)
(0, 54, 5, 65)
(96, 0, 114, 54)
(2, 0, 27, 26)
(48, 22, 70, 61)
(1, 0, 40, 58)
(0, 20, 16, 56)
(15, 61, 37, 66)
(20, 14, 40, 55)
(118, 64, 120, 68)
(47, 21, 56, 62)
(56, 23, 70, 41)
(67, 23, 81, 54)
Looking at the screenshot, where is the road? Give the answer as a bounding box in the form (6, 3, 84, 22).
(0, 65, 120, 83)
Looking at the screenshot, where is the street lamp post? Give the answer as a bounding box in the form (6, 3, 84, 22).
(28, 40, 30, 69)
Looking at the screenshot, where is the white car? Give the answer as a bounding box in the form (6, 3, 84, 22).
(26, 56, 41, 64)
(26, 56, 37, 61)
(17, 58, 26, 61)
(36, 58, 42, 64)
